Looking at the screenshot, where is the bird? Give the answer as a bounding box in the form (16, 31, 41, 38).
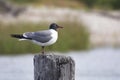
(11, 23, 63, 54)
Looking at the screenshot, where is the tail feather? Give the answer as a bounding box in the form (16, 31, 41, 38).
(11, 34, 32, 40)
(11, 34, 25, 39)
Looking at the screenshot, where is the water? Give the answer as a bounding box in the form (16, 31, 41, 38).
(68, 48, 120, 80)
(0, 55, 33, 80)
(0, 48, 120, 80)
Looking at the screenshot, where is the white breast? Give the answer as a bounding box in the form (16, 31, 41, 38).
(32, 29, 58, 46)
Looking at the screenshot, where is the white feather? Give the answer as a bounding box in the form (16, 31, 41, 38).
(18, 39, 27, 41)
(32, 29, 58, 46)
(23, 33, 27, 37)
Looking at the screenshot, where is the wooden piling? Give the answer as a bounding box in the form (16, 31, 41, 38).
(34, 54, 75, 80)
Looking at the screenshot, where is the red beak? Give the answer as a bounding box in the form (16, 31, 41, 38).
(58, 26, 63, 28)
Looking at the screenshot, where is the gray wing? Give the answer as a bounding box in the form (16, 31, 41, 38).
(24, 30, 52, 43)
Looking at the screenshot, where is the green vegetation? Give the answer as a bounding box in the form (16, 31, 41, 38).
(0, 21, 89, 54)
(10, 0, 82, 9)
(78, 0, 120, 10)
(11, 0, 39, 4)
(10, 0, 120, 10)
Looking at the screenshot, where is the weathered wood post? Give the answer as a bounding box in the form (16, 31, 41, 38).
(34, 54, 75, 80)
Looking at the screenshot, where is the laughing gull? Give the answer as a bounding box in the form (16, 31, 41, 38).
(11, 23, 63, 54)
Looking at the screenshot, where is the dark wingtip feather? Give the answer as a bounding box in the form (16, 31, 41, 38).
(11, 34, 24, 39)
(11, 34, 16, 37)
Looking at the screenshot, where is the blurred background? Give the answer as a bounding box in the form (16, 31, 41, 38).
(0, 0, 120, 80)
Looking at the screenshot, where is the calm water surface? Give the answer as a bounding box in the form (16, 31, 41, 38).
(0, 47, 120, 80)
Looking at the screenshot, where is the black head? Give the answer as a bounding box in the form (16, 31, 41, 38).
(49, 23, 63, 30)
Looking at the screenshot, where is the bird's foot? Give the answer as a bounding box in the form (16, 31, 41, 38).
(42, 51, 44, 55)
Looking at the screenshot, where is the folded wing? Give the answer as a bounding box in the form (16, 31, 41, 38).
(24, 30, 52, 43)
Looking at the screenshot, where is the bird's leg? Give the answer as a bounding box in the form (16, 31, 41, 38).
(41, 46, 45, 54)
